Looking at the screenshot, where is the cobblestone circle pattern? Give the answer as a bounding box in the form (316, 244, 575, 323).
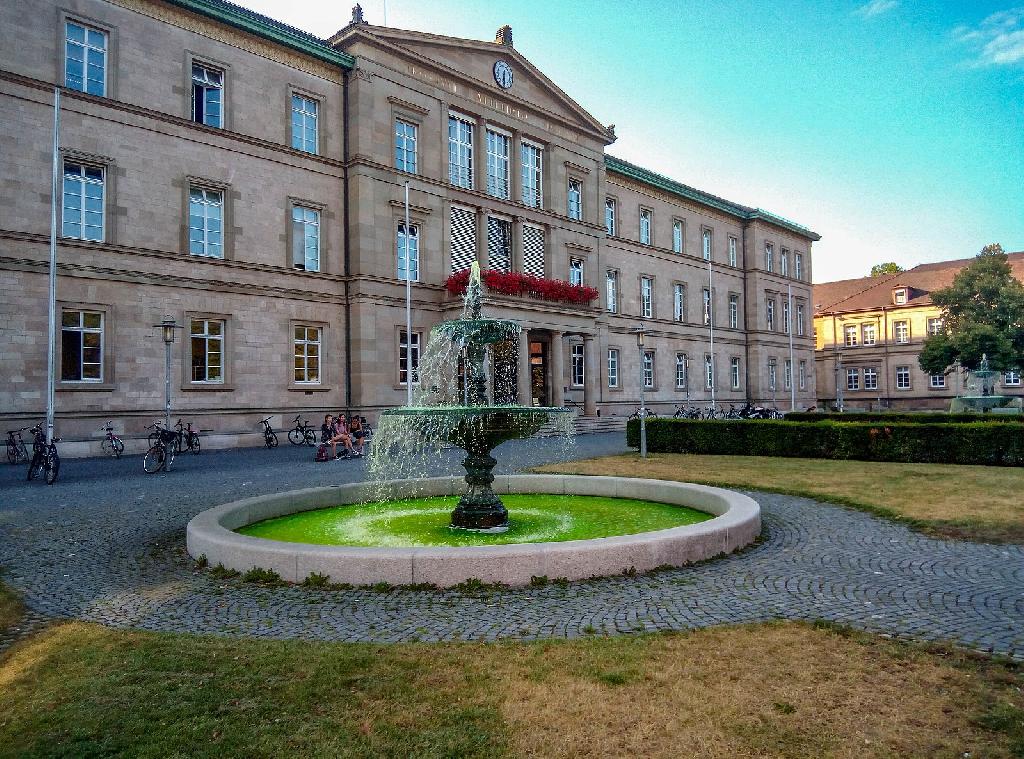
(2, 434, 1021, 656)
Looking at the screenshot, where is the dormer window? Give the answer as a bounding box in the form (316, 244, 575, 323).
(893, 287, 908, 305)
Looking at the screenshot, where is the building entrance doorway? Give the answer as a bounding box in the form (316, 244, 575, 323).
(529, 339, 548, 407)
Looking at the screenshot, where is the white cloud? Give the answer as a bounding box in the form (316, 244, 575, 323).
(855, 0, 898, 19)
(953, 7, 1024, 67)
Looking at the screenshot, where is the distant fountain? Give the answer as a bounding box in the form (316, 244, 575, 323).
(950, 354, 1023, 414)
(369, 262, 574, 532)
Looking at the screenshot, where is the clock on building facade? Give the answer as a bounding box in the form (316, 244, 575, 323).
(493, 60, 513, 89)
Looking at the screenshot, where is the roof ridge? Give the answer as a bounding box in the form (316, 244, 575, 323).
(815, 271, 903, 312)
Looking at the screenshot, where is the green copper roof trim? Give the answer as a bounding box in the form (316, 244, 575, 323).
(606, 155, 820, 241)
(163, 0, 355, 69)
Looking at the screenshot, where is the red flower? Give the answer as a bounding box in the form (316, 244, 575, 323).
(444, 268, 599, 306)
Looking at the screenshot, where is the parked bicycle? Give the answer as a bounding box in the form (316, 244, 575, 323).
(258, 417, 279, 448)
(143, 422, 179, 474)
(175, 418, 201, 455)
(100, 421, 125, 458)
(6, 427, 29, 464)
(672, 404, 701, 419)
(628, 406, 658, 420)
(26, 423, 60, 485)
(288, 415, 317, 446)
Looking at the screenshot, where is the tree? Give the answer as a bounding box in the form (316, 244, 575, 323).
(870, 262, 905, 277)
(919, 244, 1024, 374)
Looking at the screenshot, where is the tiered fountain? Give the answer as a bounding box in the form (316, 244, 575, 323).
(950, 354, 1023, 414)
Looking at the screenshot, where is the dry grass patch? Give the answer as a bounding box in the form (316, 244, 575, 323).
(0, 581, 21, 635)
(535, 453, 1024, 543)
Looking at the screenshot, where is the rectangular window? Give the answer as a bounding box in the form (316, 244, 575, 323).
(927, 317, 943, 336)
(794, 252, 803, 280)
(60, 309, 103, 381)
(768, 360, 777, 391)
(846, 367, 859, 391)
(571, 343, 585, 386)
(784, 359, 792, 390)
(450, 206, 477, 273)
(783, 300, 791, 334)
(705, 354, 714, 389)
(567, 179, 582, 220)
(1004, 370, 1021, 386)
(643, 350, 655, 389)
(703, 287, 712, 326)
(728, 236, 737, 267)
(864, 367, 878, 390)
(676, 353, 688, 389)
(844, 324, 858, 347)
(896, 365, 911, 389)
(673, 284, 685, 322)
(639, 208, 651, 244)
(190, 318, 224, 383)
(894, 289, 908, 305)
(292, 206, 320, 272)
(521, 141, 543, 207)
(605, 197, 616, 236)
(62, 163, 104, 241)
(487, 217, 512, 273)
(448, 114, 473, 189)
(672, 220, 683, 253)
(486, 129, 510, 199)
(862, 323, 876, 345)
(188, 187, 223, 258)
(397, 221, 419, 281)
(780, 249, 789, 277)
(399, 331, 420, 385)
(796, 304, 805, 336)
(607, 349, 619, 388)
(930, 373, 946, 388)
(767, 299, 775, 331)
(65, 21, 106, 96)
(569, 257, 584, 287)
(764, 242, 774, 272)
(522, 224, 545, 277)
(730, 357, 741, 390)
(729, 294, 739, 329)
(702, 229, 712, 261)
(799, 360, 807, 390)
(395, 118, 417, 173)
(894, 320, 910, 343)
(293, 326, 321, 384)
(291, 94, 318, 153)
(606, 270, 618, 313)
(640, 276, 653, 318)
(192, 63, 224, 128)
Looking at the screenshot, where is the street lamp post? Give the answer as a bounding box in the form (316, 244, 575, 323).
(633, 324, 647, 459)
(155, 316, 182, 430)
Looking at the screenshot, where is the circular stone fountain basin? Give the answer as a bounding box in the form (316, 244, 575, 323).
(186, 475, 761, 588)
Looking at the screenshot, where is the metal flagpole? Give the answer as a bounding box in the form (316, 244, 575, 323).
(787, 282, 796, 411)
(708, 257, 715, 409)
(404, 181, 413, 406)
(46, 87, 61, 445)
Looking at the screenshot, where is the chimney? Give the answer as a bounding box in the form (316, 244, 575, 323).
(495, 25, 513, 47)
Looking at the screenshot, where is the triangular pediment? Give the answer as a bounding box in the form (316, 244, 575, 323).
(332, 25, 616, 143)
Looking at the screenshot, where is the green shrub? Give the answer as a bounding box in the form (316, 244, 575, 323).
(242, 567, 283, 585)
(784, 411, 1022, 424)
(626, 418, 1024, 466)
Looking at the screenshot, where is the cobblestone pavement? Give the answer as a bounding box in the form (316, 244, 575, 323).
(1, 434, 1022, 657)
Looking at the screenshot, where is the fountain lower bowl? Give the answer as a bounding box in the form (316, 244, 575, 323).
(186, 475, 761, 588)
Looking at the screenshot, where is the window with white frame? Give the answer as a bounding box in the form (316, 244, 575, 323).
(65, 21, 106, 96)
(394, 118, 417, 173)
(448, 114, 473, 189)
(728, 236, 737, 267)
(780, 249, 789, 277)
(799, 360, 807, 390)
(927, 317, 943, 336)
(607, 348, 619, 388)
(673, 284, 685, 322)
(768, 359, 777, 391)
(703, 287, 712, 326)
(894, 288, 907, 305)
(604, 197, 616, 236)
(731, 357, 741, 390)
(569, 257, 584, 287)
(676, 353, 688, 389)
(704, 354, 714, 389)
(784, 359, 792, 390)
(930, 373, 946, 388)
(291, 94, 318, 153)
(398, 331, 420, 385)
(61, 309, 103, 382)
(292, 206, 320, 272)
(62, 163, 104, 241)
(672, 220, 683, 253)
(190, 318, 224, 383)
(702, 229, 712, 261)
(862, 323, 876, 345)
(844, 324, 858, 346)
(729, 294, 739, 329)
(397, 221, 419, 281)
(571, 343, 584, 386)
(192, 63, 224, 128)
(640, 276, 653, 318)
(521, 141, 542, 207)
(764, 242, 774, 272)
(896, 365, 911, 389)
(567, 178, 582, 220)
(487, 217, 512, 273)
(486, 129, 510, 199)
(796, 304, 805, 336)
(894, 320, 910, 343)
(783, 300, 791, 334)
(846, 367, 859, 391)
(643, 350, 655, 388)
(767, 299, 776, 331)
(1005, 370, 1021, 386)
(188, 187, 223, 258)
(795, 252, 803, 280)
(864, 367, 878, 390)
(639, 208, 652, 244)
(293, 325, 321, 384)
(606, 270, 618, 313)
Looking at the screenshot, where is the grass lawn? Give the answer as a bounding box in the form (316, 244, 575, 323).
(0, 620, 1021, 758)
(535, 454, 1024, 543)
(0, 582, 21, 635)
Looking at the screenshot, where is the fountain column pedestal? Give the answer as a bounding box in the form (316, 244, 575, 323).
(450, 449, 508, 532)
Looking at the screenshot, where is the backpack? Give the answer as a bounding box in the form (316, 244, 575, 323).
(315, 443, 330, 462)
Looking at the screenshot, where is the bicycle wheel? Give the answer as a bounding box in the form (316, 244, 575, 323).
(267, 432, 279, 448)
(188, 433, 201, 454)
(6, 441, 15, 464)
(113, 437, 124, 458)
(304, 428, 317, 446)
(102, 438, 115, 458)
(288, 429, 304, 446)
(45, 451, 60, 485)
(27, 453, 42, 480)
(143, 445, 165, 474)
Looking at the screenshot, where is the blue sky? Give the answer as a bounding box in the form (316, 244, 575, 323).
(247, 0, 1023, 282)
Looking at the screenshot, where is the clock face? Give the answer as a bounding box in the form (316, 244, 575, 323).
(493, 60, 513, 90)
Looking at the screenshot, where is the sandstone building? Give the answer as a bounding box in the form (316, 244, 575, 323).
(0, 0, 819, 452)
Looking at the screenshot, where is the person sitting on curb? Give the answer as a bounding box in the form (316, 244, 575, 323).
(349, 415, 365, 457)
(330, 414, 354, 460)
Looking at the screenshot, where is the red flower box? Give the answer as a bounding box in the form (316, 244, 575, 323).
(445, 268, 599, 306)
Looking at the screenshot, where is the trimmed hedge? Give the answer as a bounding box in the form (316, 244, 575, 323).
(625, 418, 1024, 466)
(784, 412, 1023, 424)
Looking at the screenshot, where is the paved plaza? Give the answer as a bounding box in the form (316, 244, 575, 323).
(1, 434, 1022, 657)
